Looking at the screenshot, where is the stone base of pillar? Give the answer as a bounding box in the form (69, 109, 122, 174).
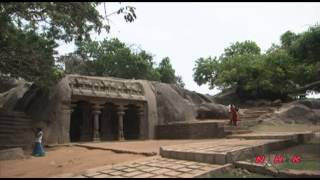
(118, 134, 124, 141)
(92, 137, 100, 142)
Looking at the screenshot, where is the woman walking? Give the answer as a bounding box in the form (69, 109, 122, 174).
(229, 104, 238, 126)
(32, 128, 46, 157)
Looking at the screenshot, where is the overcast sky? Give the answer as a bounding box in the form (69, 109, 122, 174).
(56, 2, 320, 97)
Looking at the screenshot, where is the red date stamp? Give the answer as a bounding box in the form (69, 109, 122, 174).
(255, 154, 301, 165)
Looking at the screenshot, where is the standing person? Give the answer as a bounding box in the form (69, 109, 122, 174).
(228, 104, 233, 125)
(230, 104, 238, 126)
(32, 128, 46, 157)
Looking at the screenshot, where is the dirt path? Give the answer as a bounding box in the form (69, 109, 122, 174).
(0, 139, 211, 178)
(0, 146, 145, 178)
(79, 139, 211, 154)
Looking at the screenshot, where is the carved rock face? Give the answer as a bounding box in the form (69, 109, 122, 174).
(1, 74, 232, 145)
(68, 76, 145, 100)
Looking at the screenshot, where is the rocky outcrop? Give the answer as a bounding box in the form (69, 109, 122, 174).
(0, 79, 32, 111)
(0, 75, 229, 146)
(262, 99, 320, 124)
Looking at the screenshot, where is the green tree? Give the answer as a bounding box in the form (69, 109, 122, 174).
(280, 31, 297, 49)
(157, 57, 176, 84)
(60, 38, 161, 81)
(0, 23, 62, 88)
(0, 2, 136, 88)
(175, 75, 185, 88)
(193, 25, 320, 100)
(193, 57, 220, 89)
(223, 40, 261, 58)
(284, 25, 320, 91)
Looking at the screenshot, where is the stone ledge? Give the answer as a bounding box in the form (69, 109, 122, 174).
(234, 161, 278, 176)
(75, 144, 157, 156)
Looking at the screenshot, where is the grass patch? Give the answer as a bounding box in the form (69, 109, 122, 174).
(264, 135, 320, 171)
(276, 161, 320, 171)
(250, 123, 320, 133)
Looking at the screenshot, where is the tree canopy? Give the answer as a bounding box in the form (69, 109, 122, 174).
(1, 3, 185, 89)
(59, 38, 184, 86)
(157, 57, 176, 84)
(0, 2, 136, 88)
(193, 24, 320, 100)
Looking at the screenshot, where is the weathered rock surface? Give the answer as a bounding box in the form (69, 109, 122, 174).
(0, 75, 229, 146)
(0, 79, 32, 111)
(261, 99, 320, 124)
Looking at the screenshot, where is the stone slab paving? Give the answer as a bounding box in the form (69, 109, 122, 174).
(53, 156, 232, 178)
(160, 138, 297, 165)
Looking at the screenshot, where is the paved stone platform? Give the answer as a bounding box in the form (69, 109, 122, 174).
(53, 156, 232, 178)
(160, 138, 297, 165)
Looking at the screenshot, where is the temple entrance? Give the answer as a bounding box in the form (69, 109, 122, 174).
(70, 101, 84, 142)
(69, 99, 146, 142)
(100, 103, 119, 141)
(68, 75, 148, 142)
(123, 104, 140, 140)
(70, 101, 92, 142)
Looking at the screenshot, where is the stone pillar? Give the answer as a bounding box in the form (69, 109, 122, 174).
(80, 102, 91, 142)
(92, 104, 103, 142)
(117, 105, 126, 141)
(137, 106, 145, 140)
(61, 103, 76, 144)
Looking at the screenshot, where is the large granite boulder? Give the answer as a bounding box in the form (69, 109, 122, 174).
(0, 75, 229, 146)
(262, 99, 320, 124)
(153, 83, 229, 124)
(0, 79, 32, 111)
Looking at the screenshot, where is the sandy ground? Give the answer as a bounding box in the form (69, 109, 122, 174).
(0, 146, 145, 178)
(0, 139, 210, 178)
(1, 125, 319, 178)
(79, 139, 211, 154)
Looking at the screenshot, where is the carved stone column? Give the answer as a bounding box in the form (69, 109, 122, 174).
(137, 104, 145, 140)
(117, 105, 126, 141)
(80, 102, 91, 141)
(92, 103, 103, 142)
(62, 103, 76, 144)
